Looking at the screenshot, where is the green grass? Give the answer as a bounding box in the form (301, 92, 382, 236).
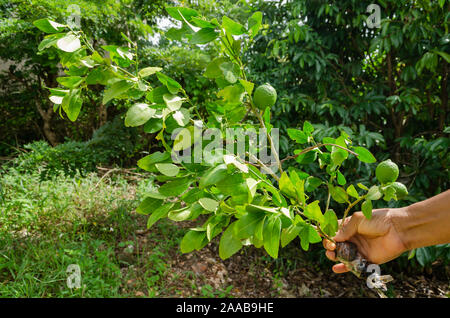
(0, 167, 184, 297)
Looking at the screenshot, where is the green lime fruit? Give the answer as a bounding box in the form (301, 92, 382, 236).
(375, 159, 399, 184)
(253, 83, 277, 110)
(392, 182, 408, 199)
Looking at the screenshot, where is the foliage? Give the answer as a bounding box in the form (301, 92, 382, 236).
(0, 0, 170, 151)
(34, 6, 413, 263)
(245, 0, 449, 202)
(7, 117, 139, 179)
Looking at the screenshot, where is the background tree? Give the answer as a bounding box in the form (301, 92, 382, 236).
(0, 0, 169, 151)
(244, 0, 449, 202)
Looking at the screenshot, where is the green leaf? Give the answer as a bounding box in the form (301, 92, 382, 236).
(248, 11, 262, 39)
(337, 171, 346, 185)
(38, 33, 65, 51)
(143, 190, 167, 200)
(367, 185, 382, 200)
(279, 172, 297, 199)
(191, 17, 217, 28)
(103, 80, 134, 104)
(181, 188, 204, 204)
(147, 203, 174, 228)
(166, 7, 199, 22)
(163, 94, 184, 111)
(137, 152, 170, 171)
(299, 224, 321, 251)
(263, 215, 282, 259)
(204, 57, 228, 79)
(173, 127, 194, 151)
(246, 178, 258, 202)
(168, 205, 193, 222)
(303, 121, 314, 135)
(172, 108, 190, 127)
(361, 200, 373, 220)
(144, 118, 164, 133)
(234, 212, 265, 239)
(180, 230, 206, 253)
(295, 150, 317, 164)
(199, 164, 228, 189)
(287, 129, 308, 144)
(322, 209, 338, 237)
(159, 178, 192, 197)
(415, 247, 433, 267)
(136, 197, 163, 215)
(147, 86, 169, 104)
(49, 95, 63, 104)
(222, 16, 246, 35)
(346, 185, 360, 199)
(223, 155, 248, 173)
(435, 51, 450, 63)
(190, 28, 219, 44)
(86, 67, 109, 85)
(239, 79, 254, 96)
(407, 249, 416, 260)
(217, 84, 244, 103)
(353, 147, 376, 163)
(199, 198, 218, 212)
(139, 67, 162, 78)
(305, 176, 322, 192)
(329, 185, 349, 203)
(33, 18, 65, 33)
(66, 94, 82, 122)
(281, 224, 302, 248)
(56, 33, 81, 52)
(357, 183, 369, 191)
(61, 89, 82, 122)
(155, 163, 180, 177)
(304, 201, 324, 223)
(322, 137, 335, 151)
(219, 222, 243, 260)
(156, 72, 182, 94)
(219, 62, 240, 84)
(383, 186, 396, 202)
(331, 146, 347, 165)
(125, 103, 156, 127)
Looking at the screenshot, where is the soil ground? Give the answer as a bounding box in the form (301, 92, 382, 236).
(121, 214, 450, 298)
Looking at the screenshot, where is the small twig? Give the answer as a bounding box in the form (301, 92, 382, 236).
(96, 166, 147, 177)
(338, 195, 366, 232)
(246, 152, 280, 182)
(94, 168, 119, 188)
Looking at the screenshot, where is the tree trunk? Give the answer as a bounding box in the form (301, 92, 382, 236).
(98, 103, 108, 128)
(438, 61, 448, 132)
(36, 101, 58, 146)
(38, 70, 59, 146)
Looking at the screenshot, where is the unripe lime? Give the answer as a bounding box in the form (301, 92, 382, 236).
(253, 83, 277, 110)
(392, 182, 408, 199)
(375, 159, 399, 184)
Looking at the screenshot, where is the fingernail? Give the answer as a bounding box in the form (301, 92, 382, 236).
(329, 242, 335, 250)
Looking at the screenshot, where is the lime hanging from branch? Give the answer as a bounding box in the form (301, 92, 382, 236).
(253, 83, 277, 110)
(375, 159, 399, 184)
(392, 181, 408, 199)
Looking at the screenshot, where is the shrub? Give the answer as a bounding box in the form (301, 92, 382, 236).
(7, 117, 139, 179)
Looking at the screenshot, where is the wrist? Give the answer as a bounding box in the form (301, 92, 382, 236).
(388, 206, 413, 252)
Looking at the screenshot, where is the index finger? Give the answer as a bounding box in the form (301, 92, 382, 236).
(322, 238, 336, 251)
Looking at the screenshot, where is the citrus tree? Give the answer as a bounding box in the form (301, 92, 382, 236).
(246, 0, 449, 203)
(34, 7, 408, 266)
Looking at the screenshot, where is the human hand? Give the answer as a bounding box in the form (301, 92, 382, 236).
(323, 208, 408, 273)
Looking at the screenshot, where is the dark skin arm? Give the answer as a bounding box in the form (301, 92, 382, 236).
(323, 190, 450, 273)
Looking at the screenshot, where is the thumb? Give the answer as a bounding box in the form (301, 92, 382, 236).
(334, 214, 361, 242)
